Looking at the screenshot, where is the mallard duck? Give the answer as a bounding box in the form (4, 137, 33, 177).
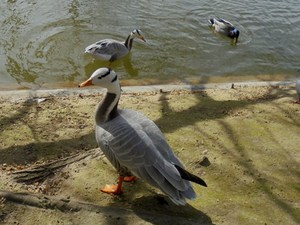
(209, 18, 240, 43)
(85, 29, 146, 62)
(78, 68, 207, 205)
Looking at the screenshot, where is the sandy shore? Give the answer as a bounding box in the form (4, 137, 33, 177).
(0, 81, 299, 225)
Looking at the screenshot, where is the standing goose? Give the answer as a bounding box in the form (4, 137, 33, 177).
(209, 18, 240, 44)
(79, 68, 207, 205)
(85, 29, 146, 63)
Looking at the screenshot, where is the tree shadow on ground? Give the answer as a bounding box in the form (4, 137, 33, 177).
(0, 98, 97, 165)
(0, 133, 96, 165)
(102, 190, 213, 225)
(154, 85, 298, 134)
(1, 84, 296, 166)
(131, 195, 214, 225)
(152, 85, 299, 224)
(1, 84, 299, 224)
(214, 119, 300, 224)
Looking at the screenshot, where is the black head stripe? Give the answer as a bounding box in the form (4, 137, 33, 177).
(111, 74, 118, 83)
(136, 29, 140, 35)
(98, 68, 111, 79)
(101, 68, 111, 77)
(102, 68, 111, 78)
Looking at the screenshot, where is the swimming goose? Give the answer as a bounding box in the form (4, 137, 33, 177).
(85, 29, 146, 62)
(78, 68, 207, 205)
(209, 18, 240, 43)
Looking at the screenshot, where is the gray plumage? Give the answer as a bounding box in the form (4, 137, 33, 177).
(85, 29, 146, 62)
(79, 68, 207, 205)
(296, 79, 300, 101)
(209, 18, 240, 43)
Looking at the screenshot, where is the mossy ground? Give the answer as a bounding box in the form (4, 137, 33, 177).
(0, 85, 299, 225)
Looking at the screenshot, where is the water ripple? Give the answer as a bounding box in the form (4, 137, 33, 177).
(0, 0, 299, 89)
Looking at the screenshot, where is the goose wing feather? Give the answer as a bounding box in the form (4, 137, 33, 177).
(216, 18, 234, 27)
(96, 128, 131, 175)
(124, 110, 185, 168)
(85, 39, 129, 60)
(212, 18, 234, 33)
(136, 167, 186, 205)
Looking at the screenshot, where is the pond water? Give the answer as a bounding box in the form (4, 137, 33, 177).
(0, 0, 299, 90)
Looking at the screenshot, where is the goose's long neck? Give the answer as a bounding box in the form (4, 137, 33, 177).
(124, 34, 134, 51)
(95, 90, 121, 125)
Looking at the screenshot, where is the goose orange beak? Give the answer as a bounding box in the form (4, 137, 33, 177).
(140, 36, 146, 42)
(78, 79, 93, 87)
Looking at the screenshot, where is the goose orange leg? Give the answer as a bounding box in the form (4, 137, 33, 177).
(123, 176, 138, 182)
(101, 176, 124, 195)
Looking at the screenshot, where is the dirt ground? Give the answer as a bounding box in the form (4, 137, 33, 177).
(0, 83, 299, 225)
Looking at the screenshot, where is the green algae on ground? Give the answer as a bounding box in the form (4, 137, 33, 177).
(0, 85, 299, 225)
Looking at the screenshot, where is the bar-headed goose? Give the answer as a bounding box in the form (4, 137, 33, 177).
(78, 68, 207, 205)
(85, 29, 146, 63)
(209, 18, 240, 44)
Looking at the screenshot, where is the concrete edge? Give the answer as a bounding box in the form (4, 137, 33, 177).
(0, 80, 295, 102)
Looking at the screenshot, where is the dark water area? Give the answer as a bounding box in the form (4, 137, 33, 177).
(0, 0, 299, 90)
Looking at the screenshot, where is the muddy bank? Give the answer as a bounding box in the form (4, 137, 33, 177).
(0, 83, 299, 225)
